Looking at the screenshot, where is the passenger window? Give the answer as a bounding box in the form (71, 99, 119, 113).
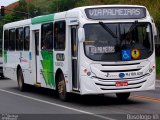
(54, 21, 66, 50)
(4, 30, 9, 50)
(24, 27, 30, 51)
(9, 29, 16, 50)
(41, 23, 53, 50)
(16, 27, 23, 50)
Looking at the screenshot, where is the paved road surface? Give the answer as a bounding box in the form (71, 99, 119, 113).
(0, 78, 160, 120)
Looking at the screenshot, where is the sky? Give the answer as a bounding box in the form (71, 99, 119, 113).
(0, 0, 19, 6)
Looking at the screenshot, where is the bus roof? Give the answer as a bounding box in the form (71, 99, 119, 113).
(72, 5, 146, 10)
(31, 14, 54, 25)
(3, 19, 31, 29)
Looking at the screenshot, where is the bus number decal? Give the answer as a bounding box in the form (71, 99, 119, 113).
(125, 72, 143, 77)
(55, 62, 64, 67)
(56, 53, 65, 61)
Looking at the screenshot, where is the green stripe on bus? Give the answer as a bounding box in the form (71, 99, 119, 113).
(31, 14, 54, 24)
(4, 50, 7, 63)
(41, 50, 55, 87)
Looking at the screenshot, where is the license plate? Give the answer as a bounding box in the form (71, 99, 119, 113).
(116, 81, 128, 87)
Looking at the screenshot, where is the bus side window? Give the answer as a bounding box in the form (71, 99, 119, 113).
(41, 23, 53, 50)
(9, 29, 16, 51)
(4, 30, 9, 50)
(16, 27, 23, 51)
(24, 27, 30, 51)
(54, 21, 66, 50)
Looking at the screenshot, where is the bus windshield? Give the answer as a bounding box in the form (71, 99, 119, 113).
(84, 22, 153, 61)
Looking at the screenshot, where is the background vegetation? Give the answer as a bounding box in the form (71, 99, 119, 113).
(156, 56, 160, 79)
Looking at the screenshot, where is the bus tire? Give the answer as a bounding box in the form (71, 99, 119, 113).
(57, 73, 68, 101)
(116, 92, 130, 101)
(1, 74, 4, 79)
(17, 69, 26, 91)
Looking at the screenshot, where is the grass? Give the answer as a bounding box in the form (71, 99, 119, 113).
(156, 56, 160, 80)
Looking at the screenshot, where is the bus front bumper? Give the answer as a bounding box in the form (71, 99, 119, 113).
(80, 72, 155, 95)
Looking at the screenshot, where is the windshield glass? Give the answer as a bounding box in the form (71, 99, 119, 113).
(84, 23, 153, 61)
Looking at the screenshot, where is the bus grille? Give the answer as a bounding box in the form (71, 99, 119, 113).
(93, 79, 146, 91)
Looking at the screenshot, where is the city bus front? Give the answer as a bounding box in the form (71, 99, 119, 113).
(78, 6, 156, 98)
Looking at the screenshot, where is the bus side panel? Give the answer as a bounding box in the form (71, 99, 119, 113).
(53, 18, 71, 92)
(3, 51, 33, 85)
(64, 25, 72, 92)
(3, 51, 19, 81)
(20, 51, 33, 85)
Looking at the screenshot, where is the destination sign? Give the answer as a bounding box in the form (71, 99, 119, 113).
(85, 7, 146, 20)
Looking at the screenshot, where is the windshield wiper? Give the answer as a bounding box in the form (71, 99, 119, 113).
(122, 20, 139, 38)
(129, 20, 138, 32)
(99, 22, 117, 38)
(120, 20, 138, 44)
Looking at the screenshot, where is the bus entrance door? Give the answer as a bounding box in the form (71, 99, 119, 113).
(71, 26, 79, 91)
(34, 30, 41, 84)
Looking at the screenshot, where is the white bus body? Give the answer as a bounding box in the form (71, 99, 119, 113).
(3, 5, 156, 100)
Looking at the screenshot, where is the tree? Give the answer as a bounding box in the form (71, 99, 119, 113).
(49, 0, 78, 13)
(12, 0, 41, 20)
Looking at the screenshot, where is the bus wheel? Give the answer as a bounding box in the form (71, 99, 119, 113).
(17, 69, 26, 91)
(57, 73, 68, 101)
(116, 92, 130, 101)
(1, 74, 4, 79)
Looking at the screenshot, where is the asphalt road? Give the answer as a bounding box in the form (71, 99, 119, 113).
(0, 78, 160, 120)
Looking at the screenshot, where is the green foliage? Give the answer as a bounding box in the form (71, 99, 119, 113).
(3, 14, 16, 23)
(49, 0, 77, 13)
(0, 0, 42, 24)
(31, 0, 51, 15)
(12, 0, 41, 20)
(156, 56, 160, 79)
(13, 0, 28, 19)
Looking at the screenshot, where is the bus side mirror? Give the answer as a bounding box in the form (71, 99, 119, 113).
(78, 28, 85, 42)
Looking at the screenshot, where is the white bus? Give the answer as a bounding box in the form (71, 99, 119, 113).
(3, 5, 157, 101)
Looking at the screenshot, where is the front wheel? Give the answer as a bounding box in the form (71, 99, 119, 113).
(116, 92, 130, 101)
(57, 73, 68, 101)
(17, 69, 26, 91)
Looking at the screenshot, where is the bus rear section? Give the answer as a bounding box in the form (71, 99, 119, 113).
(76, 5, 156, 99)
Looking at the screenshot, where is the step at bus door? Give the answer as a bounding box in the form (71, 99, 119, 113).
(34, 30, 41, 84)
(71, 26, 79, 90)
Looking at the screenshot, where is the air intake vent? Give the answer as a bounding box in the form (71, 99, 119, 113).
(101, 86, 141, 90)
(101, 69, 141, 73)
(101, 62, 140, 66)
